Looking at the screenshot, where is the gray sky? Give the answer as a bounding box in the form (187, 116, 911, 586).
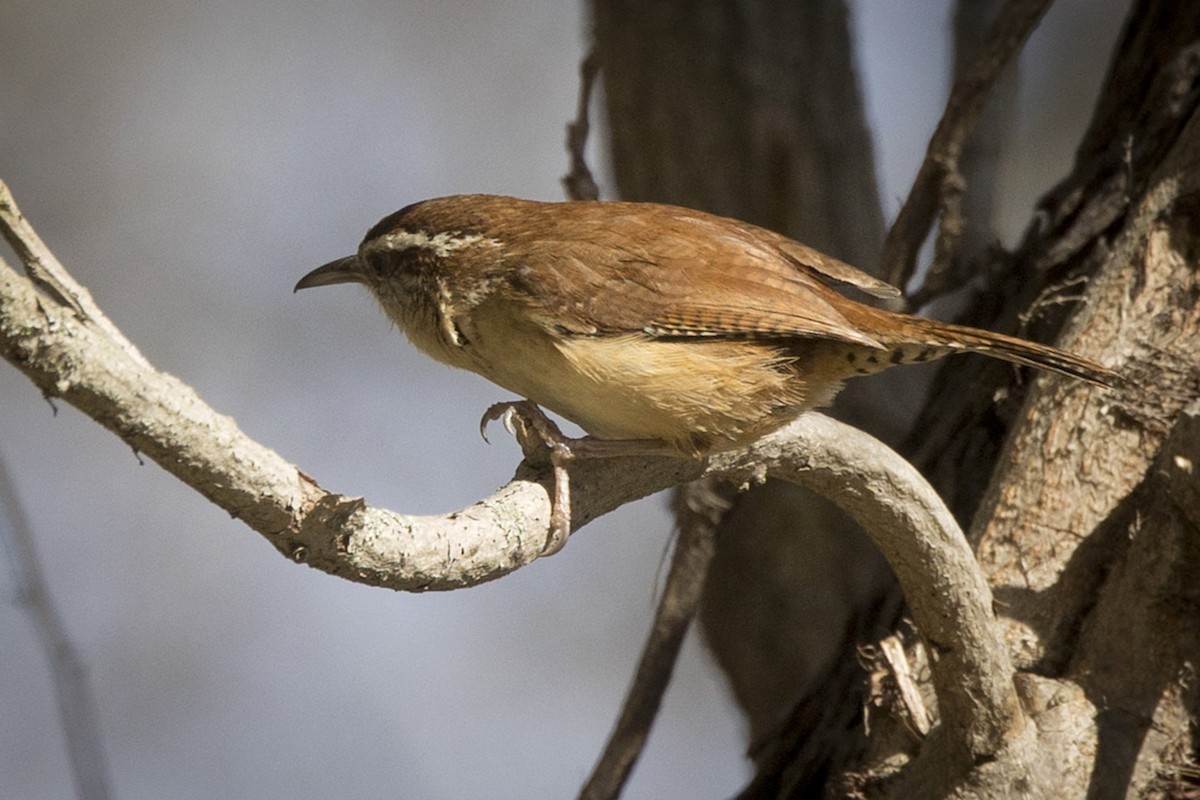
(0, 1, 1126, 797)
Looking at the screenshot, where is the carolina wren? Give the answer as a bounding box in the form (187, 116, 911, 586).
(296, 195, 1117, 549)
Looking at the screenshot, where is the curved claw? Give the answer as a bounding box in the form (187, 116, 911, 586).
(474, 399, 576, 556)
(479, 401, 520, 443)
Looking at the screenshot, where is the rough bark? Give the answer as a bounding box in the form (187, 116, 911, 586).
(885, 1, 1200, 795)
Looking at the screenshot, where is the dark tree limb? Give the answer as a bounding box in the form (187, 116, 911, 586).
(562, 49, 602, 202)
(579, 487, 721, 800)
(879, 0, 1054, 293)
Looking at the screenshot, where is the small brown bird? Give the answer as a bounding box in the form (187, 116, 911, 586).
(296, 195, 1117, 548)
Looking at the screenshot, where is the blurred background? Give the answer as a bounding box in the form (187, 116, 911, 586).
(0, 1, 1126, 797)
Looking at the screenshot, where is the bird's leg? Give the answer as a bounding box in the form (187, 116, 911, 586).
(479, 400, 677, 555)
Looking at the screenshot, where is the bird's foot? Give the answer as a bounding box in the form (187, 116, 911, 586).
(480, 401, 683, 556)
(480, 400, 577, 555)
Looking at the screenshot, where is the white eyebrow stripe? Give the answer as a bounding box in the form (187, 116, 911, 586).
(364, 231, 501, 258)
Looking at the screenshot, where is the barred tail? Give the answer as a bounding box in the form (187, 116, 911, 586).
(879, 315, 1121, 388)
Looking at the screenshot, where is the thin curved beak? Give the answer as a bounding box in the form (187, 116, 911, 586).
(293, 256, 363, 292)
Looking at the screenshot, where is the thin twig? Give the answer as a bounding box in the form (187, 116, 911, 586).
(880, 0, 1054, 292)
(578, 482, 722, 800)
(1016, 274, 1090, 329)
(0, 452, 114, 800)
(562, 49, 602, 202)
(907, 0, 1022, 309)
(928, 168, 968, 300)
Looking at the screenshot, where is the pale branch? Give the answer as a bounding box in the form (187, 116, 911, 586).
(880, 0, 1053, 293)
(0, 181, 147, 368)
(0, 177, 1021, 768)
(732, 420, 1024, 763)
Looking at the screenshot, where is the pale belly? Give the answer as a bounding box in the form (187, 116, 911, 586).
(461, 304, 843, 455)
(394, 296, 852, 456)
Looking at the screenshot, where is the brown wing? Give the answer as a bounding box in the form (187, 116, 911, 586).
(501, 202, 886, 350)
(735, 221, 903, 300)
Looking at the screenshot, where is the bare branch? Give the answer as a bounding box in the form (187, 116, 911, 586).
(880, 0, 1053, 292)
(0, 181, 147, 367)
(562, 49, 602, 202)
(0, 452, 114, 800)
(729, 420, 1023, 763)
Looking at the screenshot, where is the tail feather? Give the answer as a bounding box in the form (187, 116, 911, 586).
(880, 316, 1121, 388)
